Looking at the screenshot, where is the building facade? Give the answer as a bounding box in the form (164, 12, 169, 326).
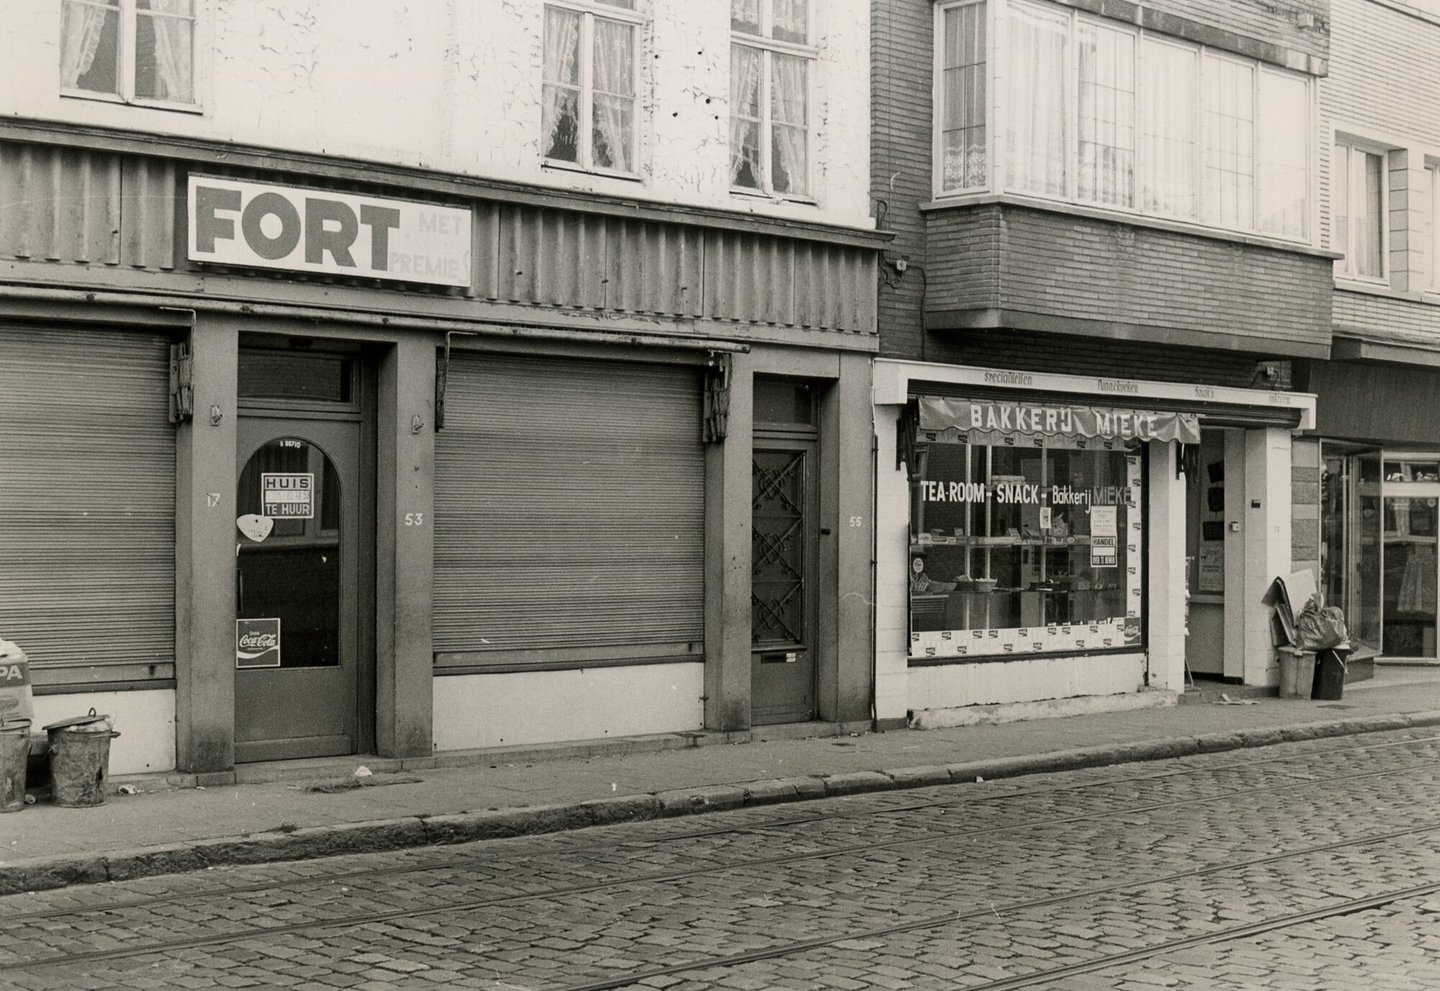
(870, 0, 1333, 727)
(0, 0, 883, 776)
(1300, 0, 1440, 663)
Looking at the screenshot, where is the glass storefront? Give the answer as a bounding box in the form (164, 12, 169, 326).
(907, 397, 1192, 660)
(1322, 448, 1440, 659)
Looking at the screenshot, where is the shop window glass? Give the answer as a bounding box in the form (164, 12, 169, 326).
(909, 405, 1146, 660)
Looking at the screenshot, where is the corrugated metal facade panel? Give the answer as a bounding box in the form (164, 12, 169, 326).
(0, 137, 875, 335)
(0, 326, 177, 684)
(474, 198, 871, 332)
(0, 141, 175, 270)
(432, 353, 705, 665)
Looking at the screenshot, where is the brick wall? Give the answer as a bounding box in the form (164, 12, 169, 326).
(924, 205, 1334, 356)
(871, 0, 934, 359)
(920, 328, 1271, 388)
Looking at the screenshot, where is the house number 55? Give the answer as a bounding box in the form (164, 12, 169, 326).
(849, 516, 864, 527)
(404, 513, 425, 526)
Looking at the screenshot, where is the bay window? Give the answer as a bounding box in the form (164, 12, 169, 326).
(935, 0, 1312, 241)
(60, 0, 196, 107)
(731, 0, 814, 197)
(544, 0, 641, 175)
(1333, 142, 1387, 281)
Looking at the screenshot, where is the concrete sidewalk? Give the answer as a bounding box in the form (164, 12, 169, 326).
(2, 667, 1439, 895)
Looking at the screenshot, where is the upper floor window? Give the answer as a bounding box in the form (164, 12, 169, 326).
(935, 0, 1312, 242)
(543, 0, 641, 175)
(60, 0, 196, 107)
(1430, 163, 1440, 291)
(731, 0, 814, 198)
(1333, 141, 1387, 282)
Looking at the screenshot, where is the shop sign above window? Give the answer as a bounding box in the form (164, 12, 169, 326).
(187, 176, 473, 288)
(918, 396, 1200, 447)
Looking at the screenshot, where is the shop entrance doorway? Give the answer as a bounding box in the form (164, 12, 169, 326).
(751, 378, 821, 725)
(234, 415, 364, 761)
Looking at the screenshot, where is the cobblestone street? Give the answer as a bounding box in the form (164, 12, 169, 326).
(4, 728, 1440, 989)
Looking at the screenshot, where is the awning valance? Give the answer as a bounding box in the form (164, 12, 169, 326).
(918, 396, 1201, 446)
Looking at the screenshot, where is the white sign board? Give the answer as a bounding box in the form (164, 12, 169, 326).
(262, 473, 314, 519)
(188, 176, 472, 287)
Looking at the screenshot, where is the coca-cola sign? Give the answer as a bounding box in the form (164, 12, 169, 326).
(236, 618, 282, 669)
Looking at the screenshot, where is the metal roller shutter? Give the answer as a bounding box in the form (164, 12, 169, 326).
(0, 326, 176, 686)
(434, 352, 705, 669)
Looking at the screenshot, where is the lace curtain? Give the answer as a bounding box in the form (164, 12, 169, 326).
(1006, 3, 1067, 197)
(591, 18, 634, 172)
(770, 54, 807, 194)
(142, 0, 194, 102)
(1076, 19, 1135, 208)
(60, 0, 111, 88)
(1139, 40, 1197, 218)
(730, 46, 762, 187)
(543, 7, 582, 162)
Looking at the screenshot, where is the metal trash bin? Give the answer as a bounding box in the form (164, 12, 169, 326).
(1311, 647, 1351, 702)
(0, 718, 30, 813)
(45, 711, 119, 808)
(1276, 647, 1317, 699)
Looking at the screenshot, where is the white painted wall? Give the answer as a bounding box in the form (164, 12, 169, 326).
(908, 652, 1149, 725)
(432, 662, 704, 751)
(1244, 427, 1293, 686)
(1147, 439, 1187, 691)
(873, 404, 913, 724)
(31, 690, 176, 776)
(2, 0, 873, 229)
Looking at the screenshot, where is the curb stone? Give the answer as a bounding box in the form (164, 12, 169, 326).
(6, 713, 1440, 896)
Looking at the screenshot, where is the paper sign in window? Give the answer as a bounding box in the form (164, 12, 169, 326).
(261, 473, 314, 519)
(236, 618, 281, 669)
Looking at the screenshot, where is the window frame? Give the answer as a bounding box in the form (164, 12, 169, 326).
(1429, 160, 1440, 293)
(933, 0, 991, 194)
(729, 0, 818, 201)
(541, 0, 645, 179)
(59, 0, 201, 112)
(931, 0, 1314, 245)
(1332, 138, 1391, 285)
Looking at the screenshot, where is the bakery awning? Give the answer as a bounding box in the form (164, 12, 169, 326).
(918, 396, 1201, 446)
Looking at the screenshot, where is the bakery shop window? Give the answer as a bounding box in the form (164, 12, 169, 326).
(907, 397, 1194, 660)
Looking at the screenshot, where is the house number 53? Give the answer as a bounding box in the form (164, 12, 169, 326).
(404, 513, 425, 526)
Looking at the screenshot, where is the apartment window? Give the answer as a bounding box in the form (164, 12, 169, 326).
(1333, 142, 1387, 281)
(543, 0, 641, 175)
(1200, 56, 1254, 230)
(935, 0, 1311, 241)
(939, 0, 986, 191)
(1138, 39, 1197, 217)
(1431, 164, 1440, 291)
(731, 0, 814, 197)
(60, 0, 196, 106)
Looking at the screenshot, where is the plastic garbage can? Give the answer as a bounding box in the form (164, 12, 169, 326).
(45, 711, 119, 808)
(0, 718, 30, 813)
